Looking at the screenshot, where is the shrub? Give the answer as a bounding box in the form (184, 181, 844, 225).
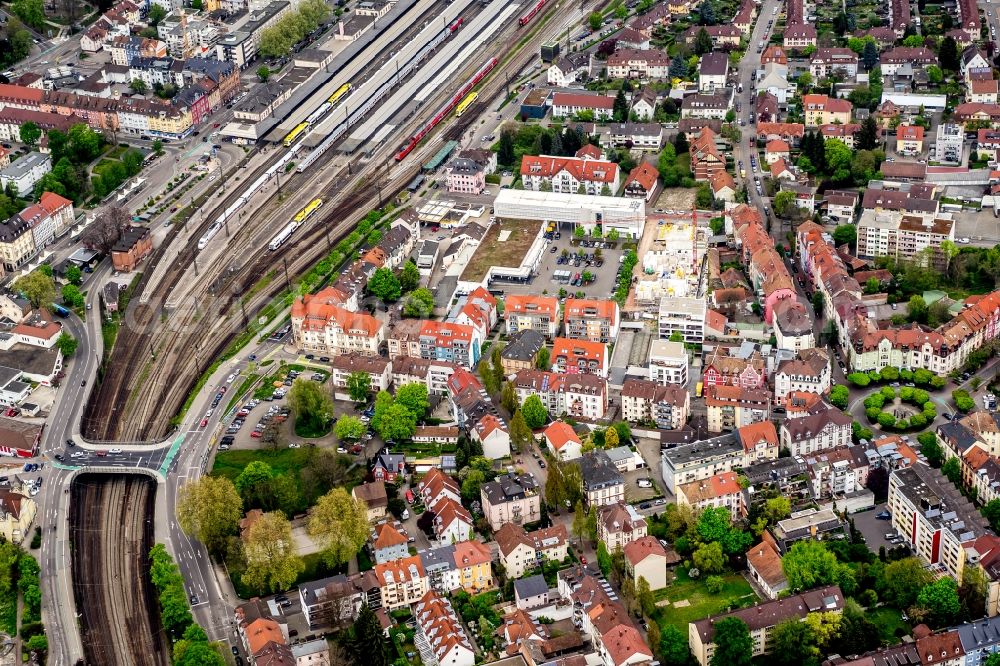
(913, 389, 930, 405)
(705, 575, 724, 594)
(900, 387, 914, 401)
(868, 371, 881, 382)
(953, 390, 975, 413)
(880, 367, 899, 382)
(866, 407, 880, 422)
(877, 412, 896, 428)
(847, 372, 871, 387)
(881, 386, 896, 399)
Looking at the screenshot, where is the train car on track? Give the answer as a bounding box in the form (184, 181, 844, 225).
(283, 122, 309, 147)
(449, 17, 464, 32)
(455, 91, 478, 117)
(395, 57, 499, 161)
(268, 221, 300, 251)
(518, 0, 546, 26)
(293, 198, 324, 223)
(328, 83, 352, 105)
(305, 102, 332, 125)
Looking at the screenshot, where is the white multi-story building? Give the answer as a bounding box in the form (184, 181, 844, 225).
(519, 155, 620, 196)
(772, 349, 831, 407)
(513, 370, 608, 421)
(621, 379, 689, 429)
(648, 339, 688, 386)
(856, 209, 956, 271)
(290, 289, 384, 357)
(779, 404, 852, 457)
(657, 296, 706, 344)
(934, 123, 964, 164)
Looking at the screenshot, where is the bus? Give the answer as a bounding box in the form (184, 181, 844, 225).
(455, 91, 478, 117)
(328, 83, 351, 106)
(283, 122, 309, 147)
(293, 198, 324, 223)
(696, 381, 703, 397)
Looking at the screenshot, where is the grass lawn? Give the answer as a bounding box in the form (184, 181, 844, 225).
(0, 595, 14, 635)
(460, 219, 542, 282)
(868, 606, 910, 643)
(211, 448, 316, 482)
(653, 568, 758, 630)
(294, 417, 332, 438)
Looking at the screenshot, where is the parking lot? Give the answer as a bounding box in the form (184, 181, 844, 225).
(495, 230, 625, 300)
(853, 504, 902, 552)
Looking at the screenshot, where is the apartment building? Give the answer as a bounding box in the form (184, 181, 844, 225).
(688, 587, 845, 666)
(418, 321, 481, 370)
(551, 92, 616, 120)
(888, 465, 990, 581)
(658, 296, 706, 343)
(374, 556, 429, 610)
(801, 94, 853, 126)
(677, 471, 745, 520)
(660, 432, 750, 494)
(598, 501, 648, 551)
(512, 369, 609, 420)
(607, 48, 671, 79)
(504, 294, 559, 338)
(621, 379, 690, 429)
(413, 590, 475, 666)
(779, 403, 852, 456)
(704, 385, 771, 433)
(680, 92, 730, 120)
(649, 339, 688, 386)
(897, 124, 925, 155)
(809, 48, 859, 79)
(698, 52, 729, 92)
(805, 445, 870, 499)
(495, 522, 569, 578)
(737, 421, 780, 466)
(0, 216, 37, 273)
(551, 337, 608, 377)
(479, 472, 541, 531)
(772, 299, 815, 352)
(562, 298, 620, 343)
(772, 348, 831, 407)
(580, 450, 626, 507)
(290, 290, 384, 357)
(856, 209, 956, 271)
(329, 354, 391, 400)
(702, 347, 767, 389)
(520, 154, 620, 195)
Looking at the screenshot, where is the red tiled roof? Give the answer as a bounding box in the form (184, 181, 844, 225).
(520, 155, 619, 184)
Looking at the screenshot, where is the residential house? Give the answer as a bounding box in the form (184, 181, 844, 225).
(598, 501, 647, 551)
(471, 415, 511, 460)
(580, 450, 626, 507)
(764, 139, 790, 165)
(689, 126, 726, 182)
(678, 471, 745, 520)
(551, 337, 608, 377)
(802, 94, 852, 126)
(353, 481, 388, 522)
(783, 24, 817, 49)
(698, 52, 729, 93)
(413, 590, 475, 666)
(519, 154, 620, 196)
(772, 299, 815, 352)
(620, 378, 690, 430)
(709, 170, 737, 203)
(513, 369, 609, 421)
(773, 348, 831, 407)
(809, 48, 859, 80)
(504, 294, 559, 338)
(607, 49, 671, 80)
(371, 522, 409, 564)
(372, 451, 405, 483)
(896, 124, 925, 155)
(547, 53, 593, 87)
(0, 490, 34, 544)
(688, 586, 845, 665)
(737, 421, 780, 465)
(514, 575, 549, 610)
(705, 385, 771, 433)
(623, 535, 670, 590)
(544, 421, 583, 461)
(778, 403, 852, 456)
(681, 92, 730, 120)
(702, 347, 766, 389)
(623, 161, 659, 201)
(480, 472, 541, 531)
(745, 535, 788, 599)
(495, 522, 569, 578)
(551, 92, 615, 120)
(500, 329, 545, 374)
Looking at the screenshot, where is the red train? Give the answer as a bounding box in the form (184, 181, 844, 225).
(395, 57, 499, 161)
(449, 17, 463, 32)
(518, 0, 546, 26)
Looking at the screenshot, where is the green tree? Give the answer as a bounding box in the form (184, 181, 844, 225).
(535, 346, 550, 370)
(56, 332, 78, 357)
(693, 541, 726, 574)
(176, 476, 242, 557)
(288, 379, 334, 434)
(377, 403, 417, 442)
(11, 0, 45, 30)
(919, 431, 945, 467)
(351, 603, 392, 666)
(613, 88, 628, 123)
(19, 121, 41, 147)
(694, 27, 713, 55)
(129, 79, 148, 95)
(152, 139, 164, 155)
(588, 11, 603, 30)
(772, 190, 797, 218)
(368, 267, 401, 303)
(501, 380, 518, 413)
(830, 385, 849, 409)
(782, 540, 856, 594)
(861, 39, 879, 70)
(242, 511, 304, 593)
(334, 415, 365, 441)
(402, 287, 434, 318)
(509, 409, 533, 451)
(769, 618, 814, 666)
(61, 284, 84, 308)
(917, 576, 960, 627)
(983, 499, 1000, 532)
(346, 371, 371, 403)
(908, 295, 928, 323)
(604, 427, 619, 449)
(710, 617, 753, 666)
(399, 259, 420, 292)
(521, 394, 548, 429)
(832, 224, 857, 249)
(498, 131, 515, 167)
(812, 290, 825, 314)
(572, 499, 589, 544)
(257, 66, 271, 83)
(659, 625, 692, 665)
(65, 264, 82, 285)
(13, 270, 55, 309)
(939, 36, 959, 71)
(396, 382, 429, 420)
(308, 487, 371, 567)
(148, 3, 167, 25)
(878, 557, 933, 609)
(235, 461, 274, 508)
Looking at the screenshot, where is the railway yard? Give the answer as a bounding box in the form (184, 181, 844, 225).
(70, 475, 165, 665)
(54, 0, 588, 662)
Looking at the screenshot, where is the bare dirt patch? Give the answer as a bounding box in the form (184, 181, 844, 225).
(654, 188, 698, 211)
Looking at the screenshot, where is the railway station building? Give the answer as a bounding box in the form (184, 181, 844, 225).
(493, 189, 646, 239)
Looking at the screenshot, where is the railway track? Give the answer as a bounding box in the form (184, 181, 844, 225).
(82, 0, 575, 442)
(71, 474, 166, 665)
